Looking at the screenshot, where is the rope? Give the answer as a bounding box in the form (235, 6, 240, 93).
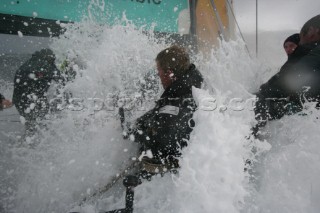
(226, 0, 252, 58)
(76, 159, 141, 207)
(209, 0, 227, 40)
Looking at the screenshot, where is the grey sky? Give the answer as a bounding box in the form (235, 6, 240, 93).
(232, 0, 320, 65)
(233, 0, 320, 32)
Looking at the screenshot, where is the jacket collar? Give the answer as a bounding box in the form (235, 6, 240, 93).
(289, 42, 319, 60)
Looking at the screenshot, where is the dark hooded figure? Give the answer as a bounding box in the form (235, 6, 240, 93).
(12, 48, 62, 133)
(131, 45, 203, 170)
(283, 33, 300, 56)
(253, 15, 320, 137)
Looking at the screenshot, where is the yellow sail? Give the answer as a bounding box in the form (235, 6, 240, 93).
(195, 0, 234, 53)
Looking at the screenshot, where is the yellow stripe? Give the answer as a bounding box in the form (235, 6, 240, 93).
(196, 0, 231, 53)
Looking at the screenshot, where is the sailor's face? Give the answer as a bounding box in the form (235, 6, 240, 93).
(284, 41, 298, 55)
(156, 61, 172, 89)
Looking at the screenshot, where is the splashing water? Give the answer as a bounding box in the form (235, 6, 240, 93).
(1, 18, 320, 213)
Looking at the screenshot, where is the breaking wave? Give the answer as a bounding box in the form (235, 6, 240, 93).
(1, 16, 320, 213)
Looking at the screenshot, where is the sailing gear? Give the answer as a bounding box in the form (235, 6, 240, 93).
(283, 33, 300, 47)
(133, 64, 203, 160)
(12, 49, 62, 131)
(254, 42, 320, 136)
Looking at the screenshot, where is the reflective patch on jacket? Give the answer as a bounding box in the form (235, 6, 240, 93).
(159, 105, 179, 115)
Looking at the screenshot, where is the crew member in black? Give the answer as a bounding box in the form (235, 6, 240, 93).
(253, 15, 320, 136)
(12, 49, 62, 133)
(132, 45, 203, 163)
(283, 33, 300, 57)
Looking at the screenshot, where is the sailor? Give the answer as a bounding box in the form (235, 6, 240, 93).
(12, 49, 63, 135)
(283, 33, 300, 57)
(131, 45, 203, 171)
(253, 14, 320, 137)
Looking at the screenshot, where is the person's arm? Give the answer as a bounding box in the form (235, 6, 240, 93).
(252, 60, 295, 137)
(131, 109, 156, 143)
(284, 48, 320, 99)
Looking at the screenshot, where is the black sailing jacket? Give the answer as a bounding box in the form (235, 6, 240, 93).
(133, 64, 203, 160)
(254, 42, 320, 132)
(12, 49, 61, 120)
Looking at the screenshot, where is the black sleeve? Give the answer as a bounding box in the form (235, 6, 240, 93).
(253, 87, 287, 137)
(132, 109, 156, 145)
(285, 51, 320, 99)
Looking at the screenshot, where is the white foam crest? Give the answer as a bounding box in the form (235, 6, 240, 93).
(51, 21, 162, 97)
(197, 39, 263, 96)
(13, 115, 138, 212)
(170, 89, 251, 213)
